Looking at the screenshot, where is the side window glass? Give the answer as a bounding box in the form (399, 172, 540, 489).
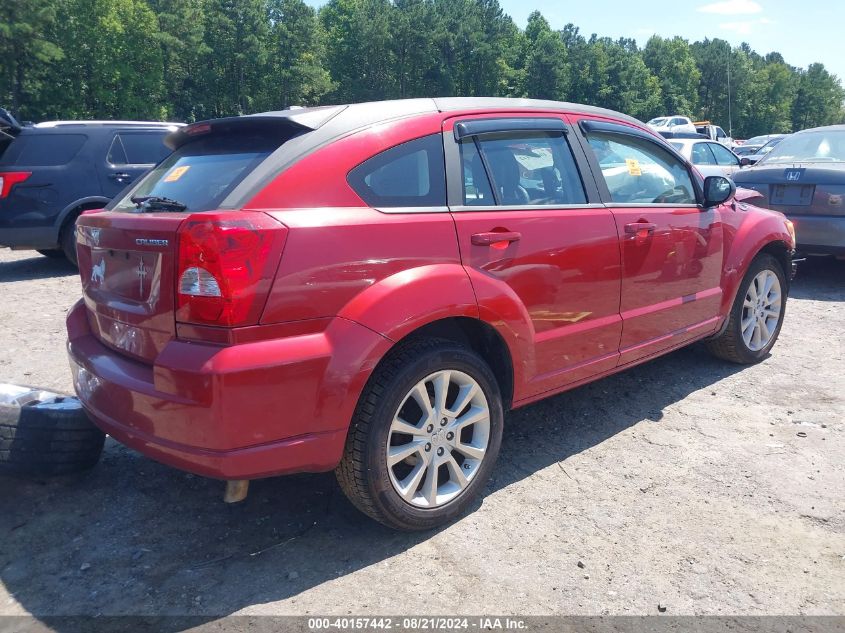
(121, 133, 169, 164)
(692, 143, 717, 165)
(710, 143, 739, 166)
(107, 135, 128, 165)
(14, 134, 86, 166)
(460, 131, 587, 206)
(459, 140, 495, 205)
(585, 131, 697, 204)
(348, 134, 446, 208)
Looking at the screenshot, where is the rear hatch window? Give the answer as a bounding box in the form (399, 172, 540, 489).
(112, 135, 280, 213)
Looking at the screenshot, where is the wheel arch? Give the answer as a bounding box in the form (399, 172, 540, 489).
(393, 316, 515, 411)
(56, 196, 111, 239)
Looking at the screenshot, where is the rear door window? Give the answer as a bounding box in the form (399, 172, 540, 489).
(459, 132, 587, 206)
(108, 132, 170, 165)
(112, 134, 279, 213)
(347, 134, 446, 208)
(5, 134, 87, 166)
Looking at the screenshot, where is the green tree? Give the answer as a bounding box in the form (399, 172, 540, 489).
(41, 0, 164, 119)
(263, 0, 332, 109)
(147, 0, 207, 121)
(522, 12, 568, 101)
(792, 63, 845, 130)
(199, 0, 269, 117)
(0, 0, 63, 118)
(642, 35, 700, 116)
(321, 0, 396, 102)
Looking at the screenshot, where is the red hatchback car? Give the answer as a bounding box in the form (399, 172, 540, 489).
(67, 98, 795, 530)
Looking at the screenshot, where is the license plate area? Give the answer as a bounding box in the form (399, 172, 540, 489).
(771, 184, 815, 206)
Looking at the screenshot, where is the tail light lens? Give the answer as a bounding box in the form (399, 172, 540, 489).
(0, 171, 31, 198)
(176, 212, 288, 327)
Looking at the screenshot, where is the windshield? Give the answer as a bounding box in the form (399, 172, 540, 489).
(762, 129, 845, 164)
(648, 118, 668, 127)
(669, 142, 684, 151)
(113, 134, 279, 212)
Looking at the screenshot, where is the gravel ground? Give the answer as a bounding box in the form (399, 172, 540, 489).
(0, 247, 843, 619)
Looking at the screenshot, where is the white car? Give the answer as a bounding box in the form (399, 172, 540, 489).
(669, 138, 747, 179)
(646, 115, 697, 135)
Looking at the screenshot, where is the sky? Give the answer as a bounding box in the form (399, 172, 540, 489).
(306, 0, 845, 83)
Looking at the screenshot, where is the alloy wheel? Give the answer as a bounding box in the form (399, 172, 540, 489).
(386, 370, 491, 508)
(741, 269, 782, 352)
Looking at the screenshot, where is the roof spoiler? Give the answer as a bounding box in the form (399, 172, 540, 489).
(165, 105, 346, 150)
(0, 107, 23, 137)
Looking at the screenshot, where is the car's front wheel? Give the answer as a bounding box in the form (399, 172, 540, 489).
(336, 339, 504, 531)
(706, 253, 787, 364)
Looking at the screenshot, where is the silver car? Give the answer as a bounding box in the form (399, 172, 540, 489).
(669, 138, 747, 179)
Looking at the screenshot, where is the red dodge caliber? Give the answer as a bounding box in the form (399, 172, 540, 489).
(67, 98, 795, 530)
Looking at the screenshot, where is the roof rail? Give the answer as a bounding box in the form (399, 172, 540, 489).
(33, 120, 183, 128)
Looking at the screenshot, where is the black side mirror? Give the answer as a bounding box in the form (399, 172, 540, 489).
(703, 175, 736, 207)
(740, 157, 752, 167)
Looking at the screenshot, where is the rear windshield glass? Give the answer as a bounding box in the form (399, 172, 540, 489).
(2, 133, 87, 166)
(761, 129, 845, 164)
(113, 135, 279, 212)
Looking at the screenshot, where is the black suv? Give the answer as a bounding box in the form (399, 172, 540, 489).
(0, 110, 180, 264)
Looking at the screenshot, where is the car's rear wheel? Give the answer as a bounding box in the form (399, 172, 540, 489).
(336, 339, 504, 531)
(706, 253, 787, 364)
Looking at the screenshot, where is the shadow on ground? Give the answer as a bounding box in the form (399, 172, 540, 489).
(0, 252, 76, 282)
(0, 258, 841, 627)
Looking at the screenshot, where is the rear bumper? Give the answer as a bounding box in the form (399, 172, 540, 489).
(66, 300, 390, 480)
(788, 214, 845, 256)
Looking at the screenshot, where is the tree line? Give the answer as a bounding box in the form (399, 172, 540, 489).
(2, 0, 844, 138)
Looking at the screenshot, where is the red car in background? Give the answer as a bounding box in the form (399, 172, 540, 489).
(66, 98, 795, 530)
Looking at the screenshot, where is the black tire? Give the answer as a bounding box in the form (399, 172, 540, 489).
(61, 216, 79, 267)
(0, 397, 105, 477)
(336, 338, 504, 531)
(706, 253, 788, 364)
(36, 249, 65, 259)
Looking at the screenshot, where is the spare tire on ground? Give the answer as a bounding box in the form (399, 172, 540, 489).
(0, 384, 105, 477)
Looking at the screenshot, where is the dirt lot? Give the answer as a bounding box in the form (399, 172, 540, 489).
(0, 248, 843, 619)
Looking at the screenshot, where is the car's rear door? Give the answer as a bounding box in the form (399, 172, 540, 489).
(98, 129, 172, 198)
(443, 114, 622, 399)
(574, 117, 724, 366)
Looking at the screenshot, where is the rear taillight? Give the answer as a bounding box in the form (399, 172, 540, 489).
(0, 171, 31, 198)
(176, 212, 287, 327)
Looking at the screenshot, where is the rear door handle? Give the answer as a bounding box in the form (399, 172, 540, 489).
(624, 222, 657, 235)
(471, 231, 522, 246)
(109, 172, 132, 182)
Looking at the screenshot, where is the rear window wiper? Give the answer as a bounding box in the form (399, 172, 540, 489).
(131, 195, 188, 212)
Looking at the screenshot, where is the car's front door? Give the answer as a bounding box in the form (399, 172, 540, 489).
(443, 115, 622, 399)
(708, 141, 742, 178)
(575, 118, 725, 366)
